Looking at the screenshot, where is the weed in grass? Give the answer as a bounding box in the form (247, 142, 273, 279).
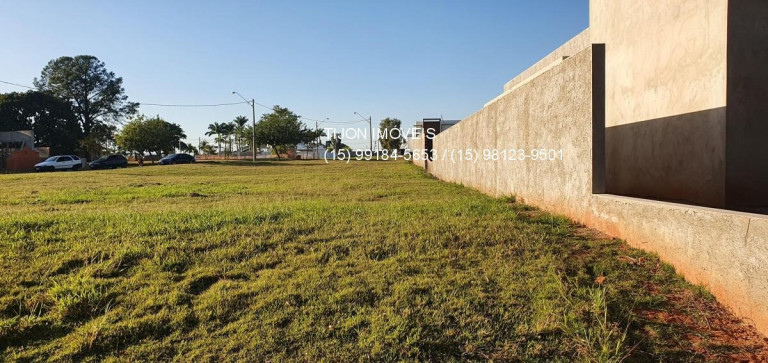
(560, 283, 632, 362)
(49, 275, 111, 322)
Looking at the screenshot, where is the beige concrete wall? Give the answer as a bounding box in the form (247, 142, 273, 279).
(588, 195, 768, 336)
(411, 136, 426, 169)
(591, 0, 729, 207)
(430, 46, 596, 221)
(503, 29, 591, 92)
(422, 44, 768, 335)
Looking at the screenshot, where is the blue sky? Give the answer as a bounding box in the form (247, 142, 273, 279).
(0, 0, 588, 149)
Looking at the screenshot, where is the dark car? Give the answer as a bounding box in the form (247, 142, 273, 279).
(89, 154, 128, 169)
(159, 153, 196, 165)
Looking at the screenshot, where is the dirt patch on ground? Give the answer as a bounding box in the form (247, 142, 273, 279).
(592, 228, 767, 361)
(517, 201, 768, 361)
(635, 262, 768, 362)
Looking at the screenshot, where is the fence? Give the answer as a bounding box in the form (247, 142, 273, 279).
(418, 43, 768, 335)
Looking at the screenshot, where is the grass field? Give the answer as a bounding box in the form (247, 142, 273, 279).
(1, 161, 765, 361)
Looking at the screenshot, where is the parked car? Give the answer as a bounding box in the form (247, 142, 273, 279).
(159, 153, 196, 165)
(89, 154, 128, 169)
(35, 155, 82, 172)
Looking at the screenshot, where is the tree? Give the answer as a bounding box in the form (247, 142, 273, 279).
(205, 122, 227, 156)
(378, 117, 404, 151)
(215, 136, 227, 156)
(302, 127, 326, 146)
(114, 114, 151, 156)
(80, 123, 117, 158)
(179, 141, 197, 155)
(115, 115, 186, 162)
(34, 55, 138, 157)
(0, 91, 81, 154)
(242, 125, 256, 153)
(199, 140, 215, 155)
(326, 134, 350, 154)
(220, 122, 235, 156)
(253, 106, 314, 161)
(232, 116, 249, 155)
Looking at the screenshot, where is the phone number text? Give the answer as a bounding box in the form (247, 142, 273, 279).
(325, 149, 564, 163)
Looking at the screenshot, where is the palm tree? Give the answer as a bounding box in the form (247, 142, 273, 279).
(232, 116, 249, 156)
(199, 140, 215, 155)
(220, 123, 236, 158)
(205, 122, 226, 156)
(215, 136, 227, 157)
(179, 141, 198, 155)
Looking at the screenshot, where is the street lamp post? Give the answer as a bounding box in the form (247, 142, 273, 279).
(316, 118, 328, 159)
(232, 91, 257, 162)
(354, 112, 373, 151)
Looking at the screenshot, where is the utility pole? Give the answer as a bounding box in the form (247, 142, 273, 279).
(354, 112, 373, 151)
(232, 92, 258, 162)
(251, 99, 256, 161)
(369, 115, 373, 152)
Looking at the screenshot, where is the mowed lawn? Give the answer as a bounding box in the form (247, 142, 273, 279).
(1, 161, 765, 361)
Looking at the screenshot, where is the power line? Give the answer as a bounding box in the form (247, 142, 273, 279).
(252, 100, 272, 110)
(315, 119, 363, 125)
(0, 80, 34, 89)
(317, 120, 368, 125)
(138, 101, 250, 107)
(0, 78, 367, 127)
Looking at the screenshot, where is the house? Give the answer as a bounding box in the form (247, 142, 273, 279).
(0, 130, 47, 172)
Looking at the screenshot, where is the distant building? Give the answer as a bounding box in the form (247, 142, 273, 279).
(405, 118, 460, 153)
(0, 130, 47, 172)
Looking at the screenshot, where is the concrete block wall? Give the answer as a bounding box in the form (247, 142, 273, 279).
(590, 0, 768, 210)
(421, 42, 768, 335)
(503, 29, 591, 92)
(587, 195, 768, 335)
(591, 0, 730, 208)
(429, 47, 596, 221)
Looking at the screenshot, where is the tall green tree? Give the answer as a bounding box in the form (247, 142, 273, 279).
(242, 125, 256, 152)
(220, 122, 235, 156)
(34, 55, 137, 156)
(179, 141, 197, 155)
(115, 115, 186, 161)
(199, 140, 215, 155)
(80, 123, 117, 158)
(115, 115, 151, 156)
(232, 115, 249, 154)
(303, 128, 326, 145)
(378, 117, 404, 150)
(253, 106, 315, 161)
(205, 122, 227, 156)
(0, 91, 81, 154)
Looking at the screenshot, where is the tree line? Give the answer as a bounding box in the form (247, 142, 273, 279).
(0, 55, 202, 160)
(0, 55, 324, 161)
(1, 54, 406, 161)
(202, 106, 325, 160)
(0, 55, 135, 158)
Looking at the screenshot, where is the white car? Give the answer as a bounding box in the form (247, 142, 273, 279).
(35, 155, 83, 172)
